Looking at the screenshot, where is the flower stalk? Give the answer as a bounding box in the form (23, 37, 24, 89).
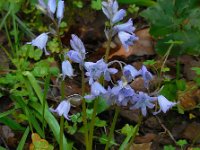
(104, 106, 120, 150)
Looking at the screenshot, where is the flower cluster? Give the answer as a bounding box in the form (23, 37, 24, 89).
(85, 63, 176, 116)
(102, 0, 138, 51)
(27, 0, 65, 55)
(35, 0, 176, 119)
(38, 0, 65, 24)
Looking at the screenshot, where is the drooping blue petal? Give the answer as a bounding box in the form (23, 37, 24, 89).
(27, 33, 49, 55)
(56, 0, 64, 24)
(67, 50, 82, 64)
(123, 65, 139, 82)
(130, 92, 156, 116)
(50, 100, 71, 120)
(91, 81, 107, 96)
(48, 0, 56, 14)
(156, 95, 176, 113)
(62, 60, 74, 79)
(118, 31, 138, 51)
(84, 82, 107, 101)
(114, 19, 135, 34)
(139, 65, 153, 88)
(70, 34, 86, 54)
(112, 9, 126, 24)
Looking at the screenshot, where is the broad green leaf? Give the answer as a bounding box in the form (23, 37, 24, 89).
(141, 0, 200, 56)
(117, 0, 156, 6)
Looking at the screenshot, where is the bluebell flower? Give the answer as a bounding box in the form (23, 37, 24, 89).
(67, 34, 86, 65)
(102, 0, 126, 24)
(84, 82, 107, 101)
(56, 0, 64, 25)
(112, 80, 135, 106)
(153, 95, 176, 115)
(48, 0, 56, 14)
(123, 65, 140, 82)
(62, 60, 74, 79)
(139, 65, 153, 88)
(84, 59, 117, 85)
(27, 33, 49, 55)
(103, 86, 117, 105)
(118, 31, 138, 52)
(130, 92, 157, 116)
(114, 19, 135, 34)
(50, 100, 71, 120)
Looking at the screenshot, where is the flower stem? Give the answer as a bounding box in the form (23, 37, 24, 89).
(59, 80, 65, 150)
(125, 114, 143, 150)
(105, 35, 112, 63)
(104, 106, 120, 150)
(81, 67, 89, 149)
(88, 97, 99, 150)
(59, 115, 64, 150)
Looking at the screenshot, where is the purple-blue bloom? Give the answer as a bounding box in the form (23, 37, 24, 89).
(84, 59, 118, 85)
(67, 34, 86, 65)
(118, 31, 138, 52)
(27, 33, 49, 55)
(102, 0, 126, 24)
(62, 60, 74, 79)
(50, 100, 71, 120)
(153, 95, 176, 114)
(112, 80, 135, 106)
(114, 19, 135, 34)
(48, 0, 56, 14)
(139, 65, 153, 88)
(130, 92, 157, 116)
(84, 82, 107, 101)
(56, 0, 64, 24)
(123, 65, 140, 82)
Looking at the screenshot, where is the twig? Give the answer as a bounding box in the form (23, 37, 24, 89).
(155, 115, 177, 144)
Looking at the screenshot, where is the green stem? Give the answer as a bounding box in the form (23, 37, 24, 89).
(125, 114, 143, 150)
(59, 115, 64, 150)
(88, 97, 99, 150)
(81, 68, 89, 149)
(104, 107, 120, 150)
(59, 80, 65, 150)
(105, 37, 112, 63)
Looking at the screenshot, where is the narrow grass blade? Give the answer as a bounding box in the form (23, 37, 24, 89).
(29, 101, 73, 150)
(17, 127, 30, 150)
(0, 108, 15, 118)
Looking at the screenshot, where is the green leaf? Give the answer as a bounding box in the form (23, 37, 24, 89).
(0, 108, 15, 118)
(91, 0, 102, 10)
(0, 146, 6, 150)
(94, 117, 107, 127)
(176, 139, 187, 147)
(117, 0, 156, 7)
(11, 95, 45, 138)
(141, 0, 200, 56)
(96, 97, 109, 114)
(29, 101, 73, 150)
(192, 67, 200, 75)
(0, 117, 25, 131)
(160, 82, 177, 100)
(17, 127, 30, 150)
(176, 79, 186, 91)
(164, 145, 175, 150)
